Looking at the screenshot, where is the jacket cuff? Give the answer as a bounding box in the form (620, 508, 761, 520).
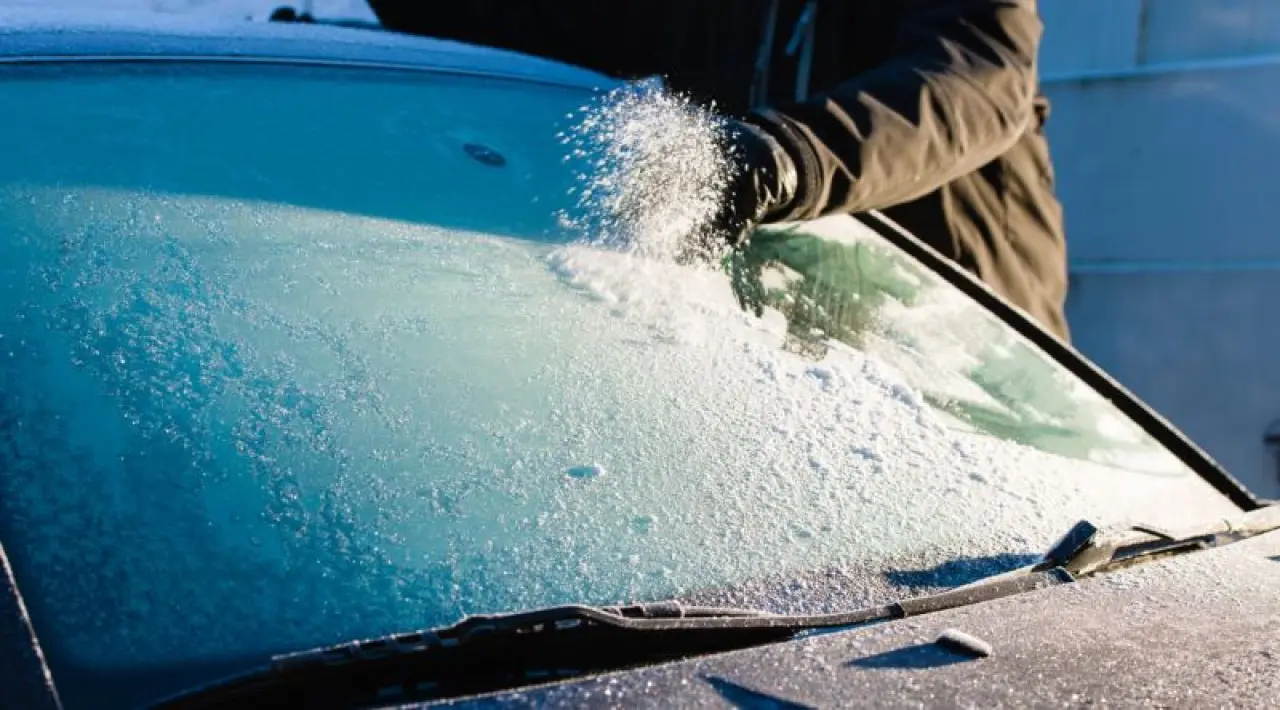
(746, 107, 825, 223)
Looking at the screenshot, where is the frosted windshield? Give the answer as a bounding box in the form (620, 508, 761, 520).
(0, 62, 1237, 707)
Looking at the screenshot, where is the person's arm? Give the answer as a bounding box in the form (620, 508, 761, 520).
(752, 0, 1044, 222)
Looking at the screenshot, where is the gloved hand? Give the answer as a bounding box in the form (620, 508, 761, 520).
(708, 119, 800, 249)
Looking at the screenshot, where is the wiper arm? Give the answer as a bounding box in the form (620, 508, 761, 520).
(946, 504, 1280, 594)
(1033, 502, 1280, 578)
(154, 571, 1070, 710)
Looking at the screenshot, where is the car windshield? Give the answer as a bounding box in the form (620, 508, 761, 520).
(0, 59, 1241, 708)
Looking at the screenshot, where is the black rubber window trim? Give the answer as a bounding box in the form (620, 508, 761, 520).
(852, 209, 1260, 512)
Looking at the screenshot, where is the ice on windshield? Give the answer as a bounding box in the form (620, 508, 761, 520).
(0, 61, 1239, 704)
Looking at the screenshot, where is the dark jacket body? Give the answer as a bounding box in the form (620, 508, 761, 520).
(369, 0, 1070, 340)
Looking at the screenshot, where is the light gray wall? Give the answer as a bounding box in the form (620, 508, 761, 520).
(1040, 0, 1280, 74)
(1064, 270, 1280, 500)
(1045, 63, 1280, 265)
(1037, 0, 1280, 498)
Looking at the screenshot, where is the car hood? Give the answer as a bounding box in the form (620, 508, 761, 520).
(428, 530, 1280, 708)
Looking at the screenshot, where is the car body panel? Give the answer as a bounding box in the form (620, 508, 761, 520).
(432, 530, 1280, 709)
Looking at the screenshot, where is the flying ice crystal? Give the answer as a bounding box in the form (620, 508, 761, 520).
(557, 79, 738, 265)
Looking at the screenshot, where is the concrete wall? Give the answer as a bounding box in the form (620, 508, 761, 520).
(1037, 0, 1280, 498)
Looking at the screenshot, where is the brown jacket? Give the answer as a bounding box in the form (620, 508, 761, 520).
(370, 0, 1070, 340)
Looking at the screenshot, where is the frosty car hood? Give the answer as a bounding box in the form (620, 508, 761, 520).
(429, 531, 1280, 709)
(0, 8, 617, 92)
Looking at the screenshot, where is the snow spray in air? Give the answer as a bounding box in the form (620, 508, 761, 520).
(557, 79, 736, 264)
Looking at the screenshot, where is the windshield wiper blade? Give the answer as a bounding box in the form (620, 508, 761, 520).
(154, 571, 1070, 710)
(152, 507, 1280, 709)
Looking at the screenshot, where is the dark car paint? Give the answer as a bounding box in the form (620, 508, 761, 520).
(428, 531, 1280, 709)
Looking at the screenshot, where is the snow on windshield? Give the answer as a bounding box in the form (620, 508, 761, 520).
(0, 56, 1240, 695)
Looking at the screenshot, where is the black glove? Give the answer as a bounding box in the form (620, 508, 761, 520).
(709, 119, 800, 249)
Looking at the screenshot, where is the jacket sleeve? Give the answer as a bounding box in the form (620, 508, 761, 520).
(753, 0, 1044, 222)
